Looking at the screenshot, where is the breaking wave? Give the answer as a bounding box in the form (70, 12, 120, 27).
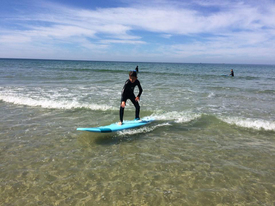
(219, 116, 275, 131)
(1, 93, 274, 132)
(150, 111, 202, 123)
(0, 95, 115, 111)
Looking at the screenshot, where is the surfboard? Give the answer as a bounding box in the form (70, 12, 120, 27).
(77, 117, 154, 133)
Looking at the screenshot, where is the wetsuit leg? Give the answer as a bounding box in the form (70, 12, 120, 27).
(120, 103, 125, 122)
(120, 98, 128, 122)
(130, 97, 140, 119)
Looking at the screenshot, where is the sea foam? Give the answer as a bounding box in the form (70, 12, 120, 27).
(0, 95, 115, 111)
(118, 122, 171, 136)
(219, 116, 275, 131)
(151, 111, 201, 123)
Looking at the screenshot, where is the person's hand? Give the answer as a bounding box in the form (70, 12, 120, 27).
(135, 97, 140, 102)
(121, 101, 126, 108)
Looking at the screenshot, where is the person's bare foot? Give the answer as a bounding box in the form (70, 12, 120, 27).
(118, 121, 123, 125)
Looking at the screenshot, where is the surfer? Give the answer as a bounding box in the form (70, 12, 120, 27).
(230, 69, 234, 77)
(135, 65, 139, 73)
(119, 71, 143, 125)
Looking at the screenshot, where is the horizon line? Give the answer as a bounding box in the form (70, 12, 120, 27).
(1, 57, 274, 66)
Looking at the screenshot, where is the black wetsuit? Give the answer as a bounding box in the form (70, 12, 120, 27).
(120, 79, 143, 122)
(230, 70, 234, 76)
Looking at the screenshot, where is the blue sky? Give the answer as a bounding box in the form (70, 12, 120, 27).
(1, 0, 275, 64)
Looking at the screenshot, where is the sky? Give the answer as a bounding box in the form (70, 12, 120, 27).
(0, 0, 275, 64)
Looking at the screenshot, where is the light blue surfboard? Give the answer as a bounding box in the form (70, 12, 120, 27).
(77, 117, 154, 133)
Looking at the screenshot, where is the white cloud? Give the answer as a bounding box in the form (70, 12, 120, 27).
(0, 34, 31, 43)
(100, 39, 146, 44)
(161, 34, 172, 38)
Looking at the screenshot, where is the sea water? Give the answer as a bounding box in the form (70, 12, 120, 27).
(0, 59, 274, 205)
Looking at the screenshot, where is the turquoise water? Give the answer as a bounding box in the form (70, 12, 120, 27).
(0, 59, 274, 205)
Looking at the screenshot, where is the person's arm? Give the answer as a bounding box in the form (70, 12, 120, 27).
(135, 81, 143, 101)
(121, 80, 129, 102)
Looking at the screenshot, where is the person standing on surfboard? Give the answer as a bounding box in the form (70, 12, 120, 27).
(119, 71, 143, 125)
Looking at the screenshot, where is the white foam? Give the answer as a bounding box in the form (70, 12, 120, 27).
(208, 92, 215, 98)
(118, 123, 171, 136)
(0, 94, 115, 111)
(151, 111, 201, 123)
(219, 116, 275, 131)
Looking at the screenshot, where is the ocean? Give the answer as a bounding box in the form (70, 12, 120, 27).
(0, 59, 274, 205)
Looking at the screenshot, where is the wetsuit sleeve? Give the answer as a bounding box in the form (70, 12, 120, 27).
(137, 80, 143, 98)
(121, 80, 129, 102)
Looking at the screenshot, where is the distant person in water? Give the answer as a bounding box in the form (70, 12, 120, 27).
(135, 66, 139, 73)
(230, 69, 234, 77)
(119, 71, 143, 125)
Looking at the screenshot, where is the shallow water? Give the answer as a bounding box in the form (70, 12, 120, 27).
(0, 59, 274, 205)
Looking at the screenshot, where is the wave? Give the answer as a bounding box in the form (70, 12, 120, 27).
(42, 65, 191, 77)
(256, 90, 275, 94)
(2, 93, 274, 132)
(218, 116, 275, 131)
(60, 68, 128, 74)
(118, 122, 171, 136)
(0, 95, 115, 111)
(150, 111, 202, 123)
(149, 112, 275, 132)
(117, 113, 275, 135)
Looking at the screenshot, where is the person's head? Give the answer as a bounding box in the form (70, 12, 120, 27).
(129, 71, 137, 83)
